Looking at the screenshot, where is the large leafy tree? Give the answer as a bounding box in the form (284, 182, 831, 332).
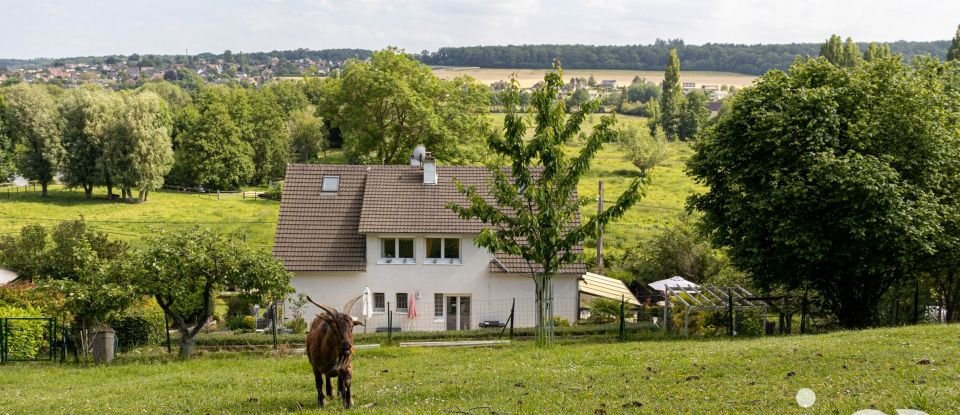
(317, 48, 491, 165)
(658, 48, 683, 140)
(4, 83, 63, 196)
(678, 89, 709, 140)
(170, 87, 253, 189)
(59, 87, 121, 198)
(102, 91, 175, 202)
(687, 57, 960, 328)
(448, 66, 643, 345)
(288, 106, 327, 163)
(820, 35, 861, 68)
(864, 42, 893, 62)
(134, 227, 292, 358)
(0, 94, 12, 179)
(248, 89, 291, 184)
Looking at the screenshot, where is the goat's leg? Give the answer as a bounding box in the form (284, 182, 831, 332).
(313, 370, 325, 408)
(341, 371, 353, 409)
(325, 373, 334, 398)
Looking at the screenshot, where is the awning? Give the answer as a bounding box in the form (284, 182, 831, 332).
(648, 276, 699, 293)
(579, 272, 641, 307)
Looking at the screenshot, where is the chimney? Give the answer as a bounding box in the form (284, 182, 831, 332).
(423, 155, 437, 185)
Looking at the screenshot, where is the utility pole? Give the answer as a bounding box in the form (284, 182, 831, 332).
(596, 180, 604, 273)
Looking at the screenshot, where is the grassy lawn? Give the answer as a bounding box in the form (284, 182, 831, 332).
(0, 185, 280, 250)
(0, 325, 957, 414)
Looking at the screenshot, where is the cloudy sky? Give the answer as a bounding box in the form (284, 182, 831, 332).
(2, 0, 959, 59)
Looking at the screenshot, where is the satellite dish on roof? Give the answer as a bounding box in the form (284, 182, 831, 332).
(410, 145, 427, 166)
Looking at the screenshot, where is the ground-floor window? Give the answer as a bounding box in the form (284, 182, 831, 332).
(434, 293, 444, 318)
(396, 293, 409, 312)
(373, 292, 385, 312)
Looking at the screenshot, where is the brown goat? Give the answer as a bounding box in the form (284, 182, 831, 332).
(306, 295, 363, 409)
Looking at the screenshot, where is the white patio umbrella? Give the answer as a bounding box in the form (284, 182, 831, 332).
(361, 286, 374, 329)
(648, 276, 699, 293)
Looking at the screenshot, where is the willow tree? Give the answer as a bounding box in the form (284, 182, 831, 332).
(59, 87, 121, 199)
(4, 83, 63, 196)
(448, 64, 643, 345)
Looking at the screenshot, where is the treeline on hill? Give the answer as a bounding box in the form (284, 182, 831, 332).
(0, 49, 493, 196)
(418, 39, 951, 74)
(0, 48, 372, 72)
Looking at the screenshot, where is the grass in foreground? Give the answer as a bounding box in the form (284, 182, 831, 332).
(1, 325, 957, 414)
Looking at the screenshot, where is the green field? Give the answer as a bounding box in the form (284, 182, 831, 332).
(1, 325, 957, 414)
(0, 186, 280, 250)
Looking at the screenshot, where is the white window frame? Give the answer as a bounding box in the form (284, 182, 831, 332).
(424, 237, 462, 265)
(378, 237, 415, 264)
(321, 175, 339, 192)
(434, 293, 444, 322)
(373, 292, 385, 313)
(396, 293, 409, 312)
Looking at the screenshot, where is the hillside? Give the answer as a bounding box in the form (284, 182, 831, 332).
(0, 114, 694, 255)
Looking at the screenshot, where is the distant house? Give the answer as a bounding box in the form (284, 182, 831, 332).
(600, 80, 617, 89)
(700, 84, 719, 92)
(273, 148, 586, 331)
(682, 82, 696, 91)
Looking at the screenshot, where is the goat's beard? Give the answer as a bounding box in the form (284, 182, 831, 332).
(334, 351, 351, 372)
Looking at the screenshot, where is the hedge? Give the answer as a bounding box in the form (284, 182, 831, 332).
(0, 305, 47, 359)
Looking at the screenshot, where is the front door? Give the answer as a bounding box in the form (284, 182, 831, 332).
(446, 296, 471, 331)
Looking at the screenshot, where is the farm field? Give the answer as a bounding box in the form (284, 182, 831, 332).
(0, 115, 692, 254)
(0, 324, 957, 414)
(433, 67, 758, 89)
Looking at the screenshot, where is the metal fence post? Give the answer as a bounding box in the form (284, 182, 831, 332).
(619, 294, 626, 341)
(509, 298, 515, 340)
(272, 300, 278, 350)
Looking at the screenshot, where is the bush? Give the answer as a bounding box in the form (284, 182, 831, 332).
(585, 298, 621, 324)
(241, 316, 256, 330)
(552, 316, 571, 327)
(0, 305, 46, 359)
(617, 101, 647, 116)
(225, 315, 246, 331)
(286, 316, 307, 334)
(225, 295, 256, 318)
(110, 298, 166, 352)
(262, 182, 282, 201)
(0, 283, 67, 321)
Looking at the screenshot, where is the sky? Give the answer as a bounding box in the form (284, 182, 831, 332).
(1, 0, 959, 59)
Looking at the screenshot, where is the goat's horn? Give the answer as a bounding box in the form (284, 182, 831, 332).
(343, 294, 363, 314)
(306, 296, 339, 316)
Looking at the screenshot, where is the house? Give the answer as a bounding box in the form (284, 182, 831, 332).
(273, 149, 586, 331)
(600, 80, 617, 89)
(682, 82, 696, 91)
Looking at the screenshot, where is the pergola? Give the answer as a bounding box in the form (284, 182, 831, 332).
(661, 284, 769, 337)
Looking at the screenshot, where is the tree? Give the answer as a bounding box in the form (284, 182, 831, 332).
(625, 81, 660, 103)
(618, 123, 666, 175)
(659, 48, 683, 140)
(317, 48, 490, 165)
(102, 91, 174, 202)
(565, 88, 591, 111)
(820, 35, 861, 67)
(4, 84, 63, 196)
(949, 24, 960, 61)
(248, 89, 291, 184)
(864, 42, 893, 61)
(447, 67, 644, 346)
(819, 35, 844, 65)
(134, 227, 292, 358)
(0, 225, 48, 283)
(59, 87, 121, 198)
(288, 107, 327, 163)
(678, 90, 709, 140)
(170, 88, 253, 189)
(0, 94, 12, 180)
(687, 57, 960, 328)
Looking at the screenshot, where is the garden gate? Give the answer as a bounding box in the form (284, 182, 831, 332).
(0, 317, 60, 363)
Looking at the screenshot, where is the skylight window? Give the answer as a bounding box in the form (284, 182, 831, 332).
(321, 175, 339, 192)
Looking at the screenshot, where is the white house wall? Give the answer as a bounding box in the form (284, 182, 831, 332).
(288, 234, 579, 331)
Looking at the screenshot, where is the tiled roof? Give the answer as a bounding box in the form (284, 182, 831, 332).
(273, 165, 369, 272)
(274, 163, 586, 274)
(358, 166, 488, 234)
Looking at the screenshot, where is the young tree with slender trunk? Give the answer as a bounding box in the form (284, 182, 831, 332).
(658, 48, 684, 140)
(448, 64, 643, 346)
(3, 83, 63, 197)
